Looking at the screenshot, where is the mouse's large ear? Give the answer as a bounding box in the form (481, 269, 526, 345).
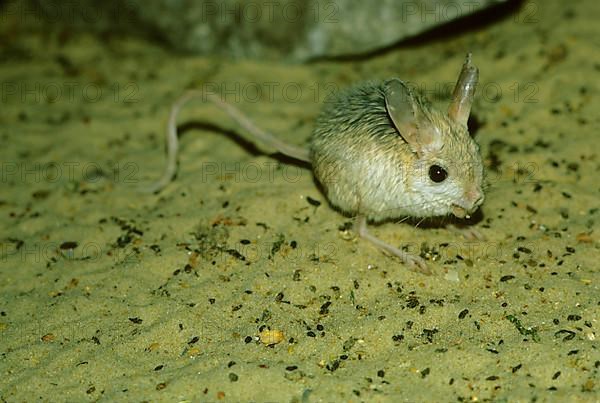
(448, 53, 478, 127)
(385, 78, 438, 155)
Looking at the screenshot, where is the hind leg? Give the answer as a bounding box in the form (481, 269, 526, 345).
(354, 215, 431, 275)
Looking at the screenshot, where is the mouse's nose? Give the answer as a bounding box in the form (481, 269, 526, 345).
(452, 188, 484, 219)
(468, 188, 485, 209)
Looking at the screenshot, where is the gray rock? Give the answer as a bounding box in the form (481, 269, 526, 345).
(30, 0, 509, 61)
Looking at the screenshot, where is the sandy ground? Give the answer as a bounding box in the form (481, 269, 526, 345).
(1, 0, 599, 401)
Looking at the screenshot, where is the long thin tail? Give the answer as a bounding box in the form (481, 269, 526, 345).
(143, 90, 311, 193)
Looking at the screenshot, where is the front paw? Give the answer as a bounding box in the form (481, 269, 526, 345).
(447, 224, 486, 241)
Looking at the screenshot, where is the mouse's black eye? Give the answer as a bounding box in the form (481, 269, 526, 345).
(429, 165, 447, 183)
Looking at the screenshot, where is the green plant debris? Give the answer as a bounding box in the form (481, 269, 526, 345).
(506, 315, 540, 342)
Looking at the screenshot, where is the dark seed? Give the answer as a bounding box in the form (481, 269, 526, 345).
(306, 196, 321, 207)
(226, 249, 245, 261)
(327, 360, 340, 372)
(32, 189, 51, 199)
(60, 241, 78, 250)
(554, 329, 576, 341)
(392, 334, 404, 342)
(406, 297, 419, 308)
(319, 301, 331, 315)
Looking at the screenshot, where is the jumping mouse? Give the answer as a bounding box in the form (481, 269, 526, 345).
(147, 53, 485, 274)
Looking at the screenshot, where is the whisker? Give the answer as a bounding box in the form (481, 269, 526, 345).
(393, 216, 412, 225)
